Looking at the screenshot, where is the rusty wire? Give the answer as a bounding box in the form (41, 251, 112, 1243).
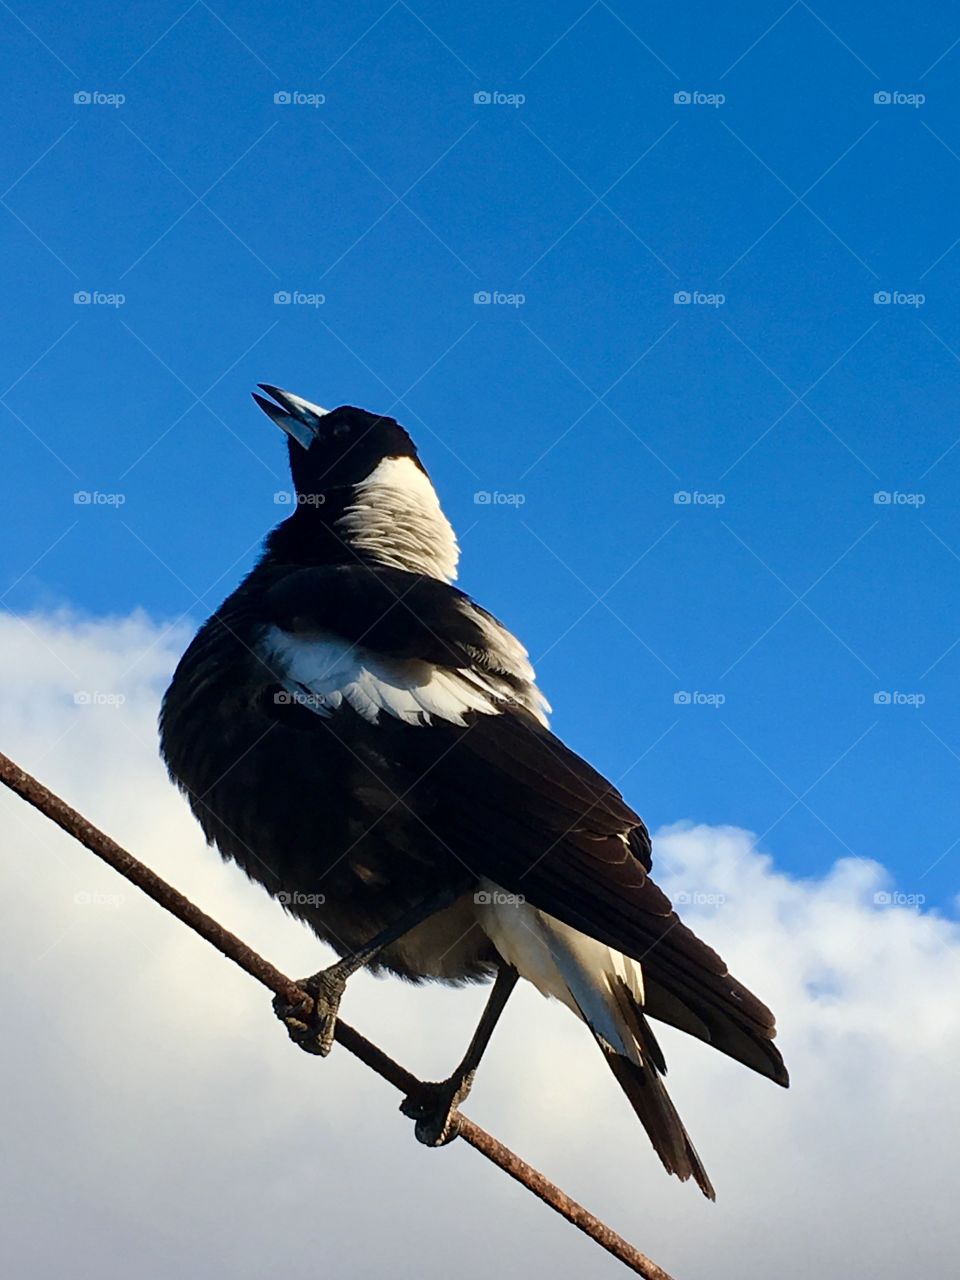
(0, 748, 678, 1280)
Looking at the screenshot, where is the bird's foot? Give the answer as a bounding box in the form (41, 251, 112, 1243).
(272, 967, 347, 1057)
(400, 1071, 475, 1147)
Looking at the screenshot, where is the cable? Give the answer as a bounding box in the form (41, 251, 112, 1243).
(0, 749, 676, 1280)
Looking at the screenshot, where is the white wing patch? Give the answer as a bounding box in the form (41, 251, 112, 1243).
(458, 601, 550, 722)
(264, 627, 507, 727)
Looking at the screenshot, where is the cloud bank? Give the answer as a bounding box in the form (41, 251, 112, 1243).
(0, 609, 955, 1279)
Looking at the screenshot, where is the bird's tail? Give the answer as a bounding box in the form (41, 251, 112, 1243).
(479, 895, 715, 1198)
(599, 973, 715, 1199)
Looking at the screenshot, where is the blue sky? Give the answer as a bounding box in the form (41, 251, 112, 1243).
(4, 1, 960, 908)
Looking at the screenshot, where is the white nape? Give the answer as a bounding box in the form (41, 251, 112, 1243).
(335, 456, 460, 583)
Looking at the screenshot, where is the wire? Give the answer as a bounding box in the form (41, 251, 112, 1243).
(0, 748, 676, 1280)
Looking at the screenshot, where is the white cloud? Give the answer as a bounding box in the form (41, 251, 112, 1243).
(0, 609, 956, 1278)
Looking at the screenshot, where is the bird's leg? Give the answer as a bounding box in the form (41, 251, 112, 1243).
(273, 879, 471, 1057)
(401, 962, 519, 1147)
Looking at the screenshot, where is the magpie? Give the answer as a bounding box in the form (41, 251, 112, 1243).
(160, 385, 788, 1198)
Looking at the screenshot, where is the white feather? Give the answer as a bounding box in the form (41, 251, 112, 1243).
(465, 606, 539, 684)
(335, 456, 460, 583)
(264, 628, 506, 726)
(475, 880, 645, 1062)
(458, 601, 551, 723)
(261, 452, 551, 726)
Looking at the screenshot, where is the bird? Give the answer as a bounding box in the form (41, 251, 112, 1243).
(160, 384, 788, 1199)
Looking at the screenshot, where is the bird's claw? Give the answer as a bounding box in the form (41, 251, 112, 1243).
(400, 1072, 475, 1147)
(272, 969, 346, 1057)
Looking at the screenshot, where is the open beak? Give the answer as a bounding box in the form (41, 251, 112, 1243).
(253, 384, 330, 449)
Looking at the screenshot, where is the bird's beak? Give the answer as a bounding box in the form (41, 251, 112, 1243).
(253, 384, 330, 449)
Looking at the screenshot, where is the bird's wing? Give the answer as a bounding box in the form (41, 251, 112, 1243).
(430, 706, 785, 1083)
(262, 562, 550, 725)
(261, 564, 785, 1085)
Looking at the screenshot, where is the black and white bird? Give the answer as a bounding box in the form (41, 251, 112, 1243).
(160, 386, 788, 1198)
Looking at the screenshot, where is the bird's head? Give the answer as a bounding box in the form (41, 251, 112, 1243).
(254, 385, 459, 582)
